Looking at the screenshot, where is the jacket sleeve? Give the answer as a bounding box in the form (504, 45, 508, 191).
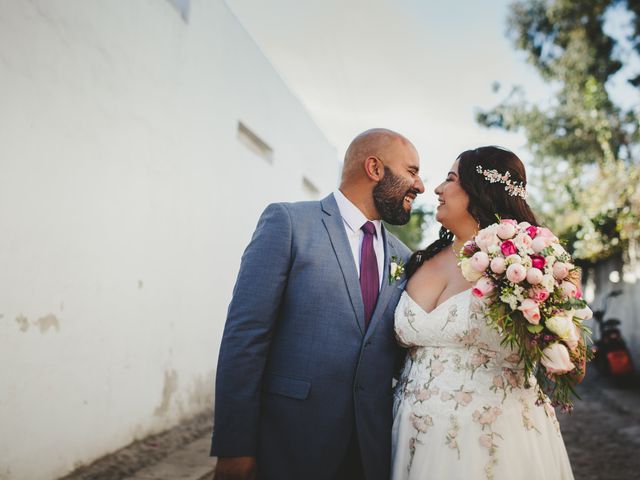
(210, 203, 293, 457)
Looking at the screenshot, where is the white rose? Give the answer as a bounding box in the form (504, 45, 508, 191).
(541, 274, 556, 292)
(574, 306, 593, 321)
(460, 258, 483, 281)
(505, 254, 522, 264)
(487, 244, 500, 255)
(541, 343, 576, 374)
(552, 243, 567, 257)
(547, 313, 581, 351)
(545, 255, 557, 269)
(390, 262, 398, 277)
(513, 231, 533, 250)
(475, 226, 500, 251)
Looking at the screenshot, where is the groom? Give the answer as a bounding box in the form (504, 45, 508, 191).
(210, 128, 425, 480)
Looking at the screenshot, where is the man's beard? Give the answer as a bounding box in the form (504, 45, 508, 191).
(373, 167, 415, 225)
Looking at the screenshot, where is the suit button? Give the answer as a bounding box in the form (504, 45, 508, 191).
(364, 341, 372, 348)
(355, 383, 364, 391)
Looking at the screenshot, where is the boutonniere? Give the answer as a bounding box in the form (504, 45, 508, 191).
(389, 255, 405, 284)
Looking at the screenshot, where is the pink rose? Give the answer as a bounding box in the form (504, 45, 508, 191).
(525, 225, 538, 238)
(541, 343, 576, 375)
(517, 298, 541, 324)
(497, 221, 517, 240)
(501, 219, 518, 226)
(560, 281, 578, 299)
(475, 228, 500, 252)
(528, 286, 550, 302)
(470, 251, 490, 272)
(506, 263, 527, 283)
(531, 237, 548, 253)
(490, 256, 506, 274)
(537, 227, 556, 240)
(552, 262, 570, 280)
(516, 232, 533, 248)
(472, 277, 495, 298)
(530, 254, 546, 270)
(526, 267, 543, 285)
(500, 240, 518, 256)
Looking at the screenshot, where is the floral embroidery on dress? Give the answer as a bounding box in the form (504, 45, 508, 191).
(455, 327, 480, 347)
(489, 374, 508, 402)
(441, 304, 458, 331)
(473, 406, 503, 480)
(407, 414, 433, 473)
(502, 367, 526, 388)
(445, 415, 461, 459)
(542, 397, 562, 434)
(440, 385, 474, 410)
(412, 385, 440, 402)
(404, 303, 420, 333)
(518, 396, 540, 433)
(410, 413, 433, 433)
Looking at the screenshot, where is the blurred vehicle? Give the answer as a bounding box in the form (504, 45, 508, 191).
(591, 290, 634, 384)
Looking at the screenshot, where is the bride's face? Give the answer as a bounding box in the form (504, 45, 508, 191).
(434, 159, 472, 229)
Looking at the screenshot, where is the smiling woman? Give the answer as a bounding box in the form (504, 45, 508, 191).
(392, 146, 578, 480)
(407, 146, 538, 277)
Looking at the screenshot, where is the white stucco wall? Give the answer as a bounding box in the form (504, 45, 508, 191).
(0, 1, 338, 479)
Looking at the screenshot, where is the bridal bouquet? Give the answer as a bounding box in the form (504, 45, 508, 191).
(457, 219, 592, 411)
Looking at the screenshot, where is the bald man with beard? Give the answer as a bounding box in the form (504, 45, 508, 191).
(211, 129, 425, 480)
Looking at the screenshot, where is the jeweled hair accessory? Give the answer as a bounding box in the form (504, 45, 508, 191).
(476, 165, 528, 199)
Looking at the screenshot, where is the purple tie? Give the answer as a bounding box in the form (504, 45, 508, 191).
(360, 221, 379, 329)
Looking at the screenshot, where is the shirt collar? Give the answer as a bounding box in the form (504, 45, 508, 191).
(333, 189, 383, 237)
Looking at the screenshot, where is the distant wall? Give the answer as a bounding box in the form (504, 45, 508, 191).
(0, 1, 337, 479)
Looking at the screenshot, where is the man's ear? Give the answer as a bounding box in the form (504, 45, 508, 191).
(364, 156, 384, 182)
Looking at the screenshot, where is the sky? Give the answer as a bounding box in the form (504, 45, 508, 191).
(223, 0, 636, 241)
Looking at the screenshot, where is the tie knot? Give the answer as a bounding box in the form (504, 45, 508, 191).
(361, 221, 376, 236)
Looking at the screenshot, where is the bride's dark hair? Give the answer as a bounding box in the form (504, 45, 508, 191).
(406, 146, 539, 278)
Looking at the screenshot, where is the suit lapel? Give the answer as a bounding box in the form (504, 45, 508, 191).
(321, 194, 365, 334)
(364, 226, 398, 341)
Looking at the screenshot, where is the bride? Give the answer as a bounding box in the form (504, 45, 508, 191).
(391, 146, 583, 480)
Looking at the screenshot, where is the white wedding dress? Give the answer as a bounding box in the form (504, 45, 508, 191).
(392, 289, 575, 480)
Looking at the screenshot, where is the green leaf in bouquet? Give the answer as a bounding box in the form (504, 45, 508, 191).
(559, 297, 587, 309)
(526, 324, 544, 334)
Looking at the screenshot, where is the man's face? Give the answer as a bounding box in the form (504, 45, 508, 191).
(372, 144, 424, 225)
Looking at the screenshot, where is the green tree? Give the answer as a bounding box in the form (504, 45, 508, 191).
(477, 0, 640, 264)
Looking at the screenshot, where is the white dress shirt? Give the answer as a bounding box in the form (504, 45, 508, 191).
(333, 189, 385, 289)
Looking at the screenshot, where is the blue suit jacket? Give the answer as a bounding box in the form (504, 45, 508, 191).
(210, 194, 411, 480)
